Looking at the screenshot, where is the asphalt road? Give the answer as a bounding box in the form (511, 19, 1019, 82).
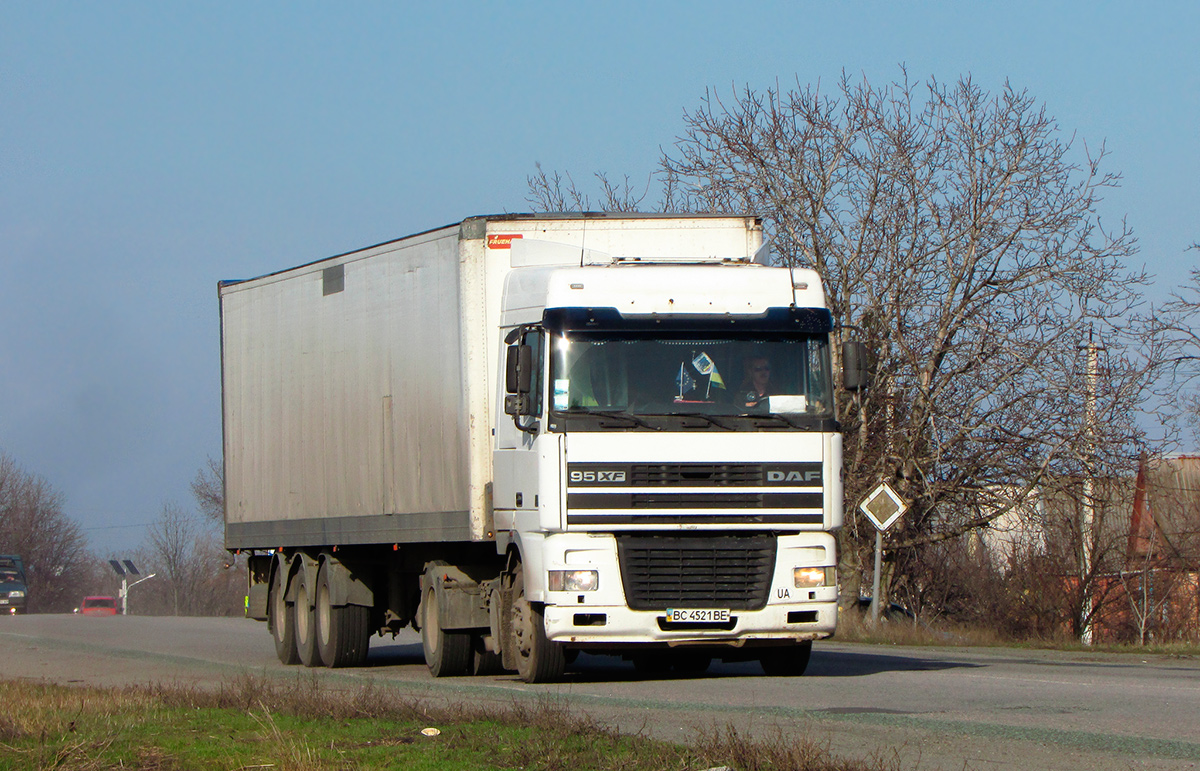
(2, 614, 1198, 770)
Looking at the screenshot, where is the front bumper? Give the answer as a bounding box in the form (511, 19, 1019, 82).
(535, 531, 838, 646)
(544, 598, 837, 646)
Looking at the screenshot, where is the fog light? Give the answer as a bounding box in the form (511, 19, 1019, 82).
(548, 570, 598, 592)
(793, 566, 830, 588)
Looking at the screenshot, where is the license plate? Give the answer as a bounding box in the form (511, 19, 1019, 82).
(0, 599, 8, 605)
(666, 608, 730, 623)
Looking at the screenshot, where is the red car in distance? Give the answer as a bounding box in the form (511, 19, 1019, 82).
(77, 596, 118, 616)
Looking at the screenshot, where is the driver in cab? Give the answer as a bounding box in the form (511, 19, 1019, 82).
(739, 356, 773, 408)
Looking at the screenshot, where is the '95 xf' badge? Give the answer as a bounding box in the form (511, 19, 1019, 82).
(569, 469, 626, 484)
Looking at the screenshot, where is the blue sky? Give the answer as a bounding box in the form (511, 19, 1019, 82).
(2, 2, 1197, 553)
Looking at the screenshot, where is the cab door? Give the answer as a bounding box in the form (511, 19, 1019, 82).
(493, 327, 544, 532)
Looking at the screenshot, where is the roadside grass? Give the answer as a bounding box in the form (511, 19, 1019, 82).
(0, 674, 900, 771)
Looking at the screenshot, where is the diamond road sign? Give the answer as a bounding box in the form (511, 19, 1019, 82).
(859, 481, 908, 532)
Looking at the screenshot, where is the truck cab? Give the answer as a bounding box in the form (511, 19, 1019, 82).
(490, 244, 843, 680)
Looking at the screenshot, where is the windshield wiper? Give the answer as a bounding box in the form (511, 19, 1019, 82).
(746, 413, 804, 429)
(587, 410, 662, 431)
(675, 413, 736, 431)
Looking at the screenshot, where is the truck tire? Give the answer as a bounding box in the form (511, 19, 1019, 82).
(420, 585, 471, 677)
(269, 568, 300, 665)
(471, 636, 505, 676)
(315, 562, 370, 668)
(759, 640, 813, 677)
(509, 562, 565, 683)
(293, 568, 323, 668)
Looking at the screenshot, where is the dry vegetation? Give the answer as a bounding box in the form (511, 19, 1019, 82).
(0, 674, 907, 771)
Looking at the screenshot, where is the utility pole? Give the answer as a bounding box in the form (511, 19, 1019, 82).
(1080, 332, 1099, 646)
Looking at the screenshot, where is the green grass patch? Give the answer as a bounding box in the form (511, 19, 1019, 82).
(0, 675, 896, 771)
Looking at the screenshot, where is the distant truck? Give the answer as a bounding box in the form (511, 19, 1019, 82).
(220, 214, 865, 682)
(0, 555, 28, 615)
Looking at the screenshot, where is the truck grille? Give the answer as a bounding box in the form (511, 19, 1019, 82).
(565, 461, 824, 526)
(630, 464, 765, 486)
(616, 534, 775, 611)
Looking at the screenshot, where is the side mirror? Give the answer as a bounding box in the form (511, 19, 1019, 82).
(504, 394, 530, 416)
(505, 344, 532, 395)
(842, 341, 870, 391)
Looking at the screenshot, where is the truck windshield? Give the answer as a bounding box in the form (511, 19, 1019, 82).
(549, 333, 833, 421)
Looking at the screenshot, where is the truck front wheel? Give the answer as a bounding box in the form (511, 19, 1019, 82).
(315, 562, 370, 668)
(420, 585, 471, 677)
(509, 562, 565, 683)
(269, 567, 299, 665)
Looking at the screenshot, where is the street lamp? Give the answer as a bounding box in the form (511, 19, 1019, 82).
(108, 559, 157, 615)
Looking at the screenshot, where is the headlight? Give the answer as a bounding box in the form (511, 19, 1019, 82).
(793, 567, 833, 588)
(8, 590, 24, 599)
(548, 570, 599, 592)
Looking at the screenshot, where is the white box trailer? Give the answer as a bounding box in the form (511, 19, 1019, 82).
(221, 213, 862, 682)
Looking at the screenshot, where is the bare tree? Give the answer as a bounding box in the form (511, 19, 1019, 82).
(531, 70, 1168, 633)
(145, 502, 214, 614)
(1119, 540, 1181, 645)
(191, 456, 224, 524)
(192, 457, 245, 614)
(1160, 248, 1200, 440)
(527, 162, 655, 213)
(141, 458, 243, 616)
(0, 451, 90, 612)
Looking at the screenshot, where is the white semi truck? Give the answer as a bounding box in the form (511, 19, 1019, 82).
(221, 213, 865, 682)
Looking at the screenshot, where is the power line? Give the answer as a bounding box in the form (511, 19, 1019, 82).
(81, 515, 213, 532)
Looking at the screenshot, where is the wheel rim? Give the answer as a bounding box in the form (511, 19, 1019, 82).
(272, 576, 286, 642)
(512, 587, 532, 661)
(317, 582, 331, 648)
(296, 584, 309, 641)
(424, 588, 439, 656)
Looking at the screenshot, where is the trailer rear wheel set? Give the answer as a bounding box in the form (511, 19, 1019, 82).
(268, 553, 373, 670)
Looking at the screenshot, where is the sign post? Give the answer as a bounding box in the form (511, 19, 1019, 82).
(858, 482, 909, 623)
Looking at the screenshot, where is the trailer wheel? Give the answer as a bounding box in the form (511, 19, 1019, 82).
(509, 562, 565, 683)
(315, 562, 370, 668)
(420, 585, 471, 677)
(269, 567, 299, 665)
(759, 640, 812, 677)
(293, 568, 323, 667)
